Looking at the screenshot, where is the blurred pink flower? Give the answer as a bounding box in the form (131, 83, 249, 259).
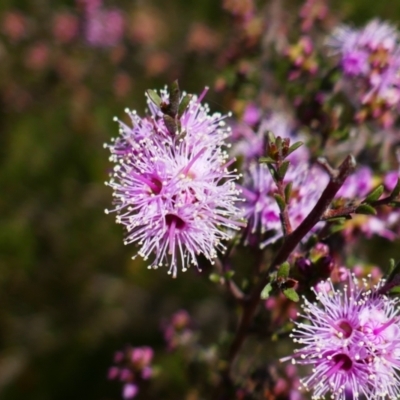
(25, 43, 50, 70)
(82, 0, 125, 47)
(52, 13, 79, 43)
(2, 11, 27, 41)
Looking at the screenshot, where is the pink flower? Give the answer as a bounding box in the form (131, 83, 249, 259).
(283, 275, 400, 399)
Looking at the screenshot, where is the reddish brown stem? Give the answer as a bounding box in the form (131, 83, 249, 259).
(214, 258, 245, 302)
(276, 174, 293, 236)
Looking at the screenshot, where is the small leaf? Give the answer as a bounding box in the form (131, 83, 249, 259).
(278, 160, 290, 180)
(287, 141, 303, 156)
(284, 182, 292, 203)
(163, 115, 176, 135)
(391, 178, 400, 198)
(259, 156, 275, 164)
(209, 273, 221, 283)
(178, 94, 192, 117)
(364, 185, 384, 203)
(260, 282, 273, 299)
(325, 216, 348, 223)
(282, 137, 290, 150)
(387, 259, 400, 283)
(266, 130, 276, 144)
(168, 80, 180, 116)
(275, 136, 282, 151)
(355, 204, 376, 215)
(283, 288, 299, 302)
(267, 164, 279, 182)
(389, 258, 396, 274)
(274, 194, 286, 212)
(147, 89, 162, 107)
(277, 262, 290, 279)
(327, 222, 346, 236)
(224, 271, 235, 280)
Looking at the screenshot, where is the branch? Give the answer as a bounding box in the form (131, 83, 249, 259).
(226, 154, 356, 366)
(322, 194, 399, 221)
(214, 258, 245, 302)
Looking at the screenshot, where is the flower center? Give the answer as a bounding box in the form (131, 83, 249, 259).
(165, 214, 186, 230)
(336, 320, 353, 339)
(147, 176, 163, 195)
(332, 353, 352, 371)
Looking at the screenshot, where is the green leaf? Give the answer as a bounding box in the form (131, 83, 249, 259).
(331, 129, 349, 140)
(389, 286, 400, 294)
(260, 282, 273, 299)
(209, 273, 220, 283)
(168, 80, 180, 116)
(355, 204, 376, 215)
(275, 136, 282, 150)
(266, 130, 276, 144)
(284, 182, 292, 203)
(277, 262, 290, 278)
(286, 141, 303, 156)
(389, 258, 396, 274)
(274, 194, 286, 212)
(146, 89, 162, 107)
(325, 216, 348, 223)
(224, 271, 235, 280)
(364, 185, 384, 203)
(267, 164, 279, 182)
(259, 156, 275, 164)
(328, 222, 346, 235)
(178, 94, 192, 118)
(387, 259, 400, 283)
(163, 115, 176, 135)
(283, 288, 299, 302)
(278, 160, 290, 180)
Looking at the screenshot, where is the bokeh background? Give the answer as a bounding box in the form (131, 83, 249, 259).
(2, 1, 400, 399)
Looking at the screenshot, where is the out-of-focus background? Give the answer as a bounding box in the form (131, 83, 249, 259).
(1, 1, 400, 399)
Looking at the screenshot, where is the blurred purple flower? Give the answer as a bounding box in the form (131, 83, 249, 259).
(336, 166, 373, 199)
(163, 310, 194, 350)
(123, 383, 138, 399)
(242, 103, 261, 126)
(283, 275, 400, 399)
(384, 170, 400, 191)
(108, 345, 154, 399)
(328, 20, 400, 126)
(232, 112, 309, 165)
(81, 0, 124, 47)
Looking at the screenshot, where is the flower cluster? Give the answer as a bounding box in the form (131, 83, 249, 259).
(108, 346, 154, 399)
(285, 276, 400, 399)
(162, 309, 194, 350)
(105, 85, 244, 277)
(328, 20, 400, 127)
(234, 112, 327, 246)
(240, 161, 328, 246)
